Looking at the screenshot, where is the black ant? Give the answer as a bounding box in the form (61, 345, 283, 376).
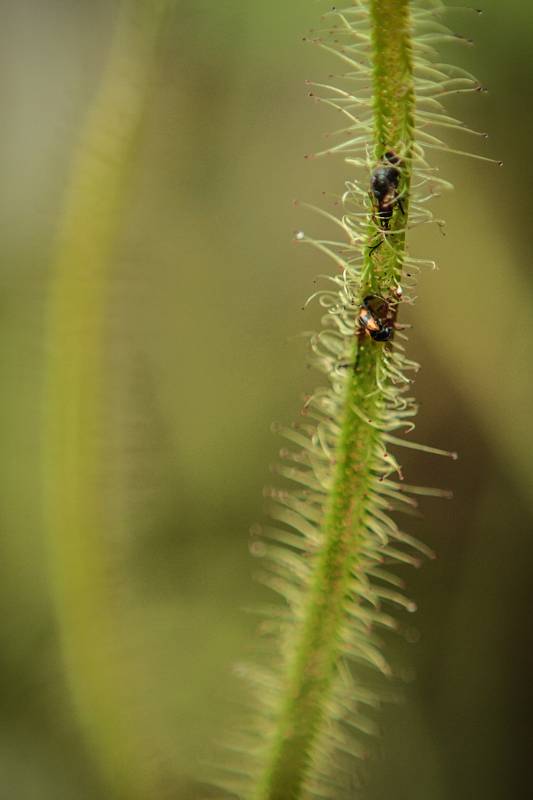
(369, 151, 405, 255)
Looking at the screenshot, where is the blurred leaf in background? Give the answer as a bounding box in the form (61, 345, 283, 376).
(0, 1, 531, 798)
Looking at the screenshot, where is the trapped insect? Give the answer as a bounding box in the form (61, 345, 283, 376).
(371, 150, 404, 226)
(369, 150, 405, 254)
(358, 290, 402, 343)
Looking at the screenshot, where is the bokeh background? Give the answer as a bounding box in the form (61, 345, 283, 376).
(1, 1, 532, 798)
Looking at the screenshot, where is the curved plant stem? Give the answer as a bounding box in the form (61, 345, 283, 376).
(43, 2, 170, 797)
(255, 2, 414, 797)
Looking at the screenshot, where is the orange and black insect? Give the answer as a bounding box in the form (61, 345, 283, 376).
(339, 290, 402, 370)
(358, 291, 402, 343)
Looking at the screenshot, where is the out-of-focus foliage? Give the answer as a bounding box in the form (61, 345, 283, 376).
(0, 1, 531, 798)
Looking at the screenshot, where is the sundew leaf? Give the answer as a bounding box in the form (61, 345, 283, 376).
(213, 2, 497, 797)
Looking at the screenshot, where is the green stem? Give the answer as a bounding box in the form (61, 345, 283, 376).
(43, 2, 170, 797)
(256, 2, 414, 797)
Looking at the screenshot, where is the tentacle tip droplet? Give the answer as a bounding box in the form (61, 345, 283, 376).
(407, 602, 417, 613)
(250, 541, 266, 557)
(497, 160, 504, 167)
(451, 451, 459, 461)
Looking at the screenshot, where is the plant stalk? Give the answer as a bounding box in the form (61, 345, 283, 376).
(256, 2, 414, 797)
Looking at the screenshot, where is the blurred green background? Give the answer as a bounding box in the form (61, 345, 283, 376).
(1, 1, 532, 798)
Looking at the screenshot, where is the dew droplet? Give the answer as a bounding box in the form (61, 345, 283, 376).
(250, 541, 266, 557)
